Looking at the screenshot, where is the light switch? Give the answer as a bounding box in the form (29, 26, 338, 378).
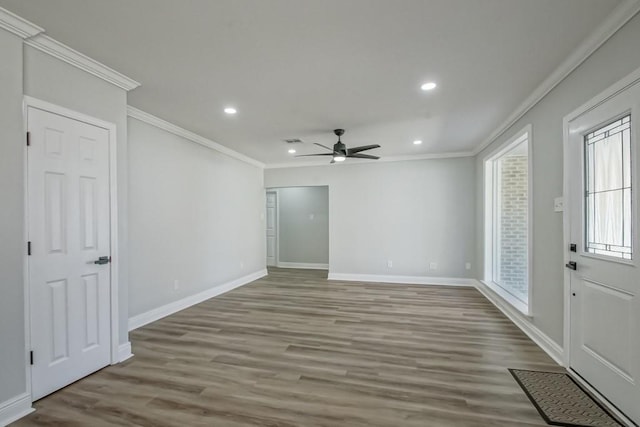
(554, 197, 564, 212)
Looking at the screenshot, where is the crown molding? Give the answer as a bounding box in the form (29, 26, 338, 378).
(264, 150, 474, 169)
(127, 106, 265, 169)
(24, 34, 140, 91)
(472, 0, 640, 156)
(0, 7, 43, 39)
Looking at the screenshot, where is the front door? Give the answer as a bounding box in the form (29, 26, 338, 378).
(266, 191, 277, 266)
(567, 79, 640, 423)
(27, 105, 112, 400)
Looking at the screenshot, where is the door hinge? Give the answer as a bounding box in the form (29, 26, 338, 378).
(30, 351, 34, 365)
(27, 241, 31, 256)
(26, 132, 31, 147)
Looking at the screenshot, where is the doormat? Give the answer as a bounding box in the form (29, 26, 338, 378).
(509, 369, 624, 427)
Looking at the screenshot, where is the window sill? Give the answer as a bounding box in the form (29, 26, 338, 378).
(480, 280, 531, 317)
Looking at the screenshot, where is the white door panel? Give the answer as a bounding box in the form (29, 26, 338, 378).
(567, 82, 640, 424)
(28, 107, 112, 400)
(266, 192, 277, 266)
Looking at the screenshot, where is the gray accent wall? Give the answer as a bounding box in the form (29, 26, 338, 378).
(475, 12, 640, 345)
(265, 158, 476, 278)
(274, 186, 329, 265)
(0, 27, 27, 404)
(127, 118, 265, 317)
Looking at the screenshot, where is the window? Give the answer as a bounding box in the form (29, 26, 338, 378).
(584, 115, 632, 260)
(484, 126, 531, 313)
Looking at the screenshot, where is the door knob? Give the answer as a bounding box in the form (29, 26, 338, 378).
(94, 256, 111, 265)
(565, 261, 577, 270)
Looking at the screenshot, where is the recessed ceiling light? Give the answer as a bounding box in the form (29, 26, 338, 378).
(413, 140, 423, 145)
(420, 82, 437, 91)
(288, 149, 296, 154)
(224, 107, 237, 115)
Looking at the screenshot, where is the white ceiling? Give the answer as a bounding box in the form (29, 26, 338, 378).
(1, 0, 620, 165)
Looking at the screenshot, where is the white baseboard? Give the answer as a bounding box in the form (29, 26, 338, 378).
(0, 393, 33, 427)
(277, 262, 329, 270)
(128, 269, 268, 331)
(474, 279, 564, 366)
(117, 342, 133, 363)
(327, 272, 475, 287)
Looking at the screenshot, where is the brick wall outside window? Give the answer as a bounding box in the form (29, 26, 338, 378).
(498, 155, 528, 301)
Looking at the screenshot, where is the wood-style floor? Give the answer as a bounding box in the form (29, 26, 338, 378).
(15, 268, 561, 426)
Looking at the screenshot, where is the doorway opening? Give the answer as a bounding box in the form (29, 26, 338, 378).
(265, 186, 329, 270)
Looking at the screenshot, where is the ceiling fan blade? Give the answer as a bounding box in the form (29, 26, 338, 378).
(313, 142, 335, 152)
(347, 153, 380, 160)
(295, 153, 335, 157)
(347, 144, 381, 154)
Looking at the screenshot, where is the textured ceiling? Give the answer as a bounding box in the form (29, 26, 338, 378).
(1, 0, 620, 165)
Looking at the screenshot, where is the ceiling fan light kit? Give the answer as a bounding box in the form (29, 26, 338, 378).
(295, 129, 381, 164)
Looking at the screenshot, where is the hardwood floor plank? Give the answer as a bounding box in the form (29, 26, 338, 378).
(13, 268, 558, 426)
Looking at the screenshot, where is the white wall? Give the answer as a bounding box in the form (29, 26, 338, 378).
(475, 12, 640, 346)
(272, 186, 329, 265)
(127, 118, 265, 317)
(0, 27, 27, 405)
(265, 158, 476, 279)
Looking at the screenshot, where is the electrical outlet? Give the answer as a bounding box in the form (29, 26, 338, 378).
(429, 262, 438, 270)
(387, 260, 393, 268)
(173, 280, 180, 291)
(465, 262, 471, 270)
(240, 262, 244, 269)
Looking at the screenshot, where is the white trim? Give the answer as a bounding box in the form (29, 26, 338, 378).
(23, 96, 122, 382)
(568, 368, 637, 427)
(480, 280, 530, 316)
(562, 64, 640, 369)
(117, 342, 133, 363)
(0, 7, 43, 39)
(24, 35, 140, 91)
(0, 393, 34, 427)
(473, 0, 640, 156)
(127, 106, 264, 169)
(474, 280, 565, 366)
(277, 262, 329, 270)
(128, 269, 268, 331)
(21, 95, 33, 409)
(328, 273, 475, 287)
(265, 151, 474, 169)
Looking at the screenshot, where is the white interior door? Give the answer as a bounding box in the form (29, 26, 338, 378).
(266, 191, 277, 266)
(567, 81, 640, 424)
(28, 106, 112, 400)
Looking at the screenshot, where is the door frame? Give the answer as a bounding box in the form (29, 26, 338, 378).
(22, 96, 120, 402)
(562, 66, 640, 424)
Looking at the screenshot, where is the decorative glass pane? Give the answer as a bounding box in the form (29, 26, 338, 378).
(584, 115, 632, 260)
